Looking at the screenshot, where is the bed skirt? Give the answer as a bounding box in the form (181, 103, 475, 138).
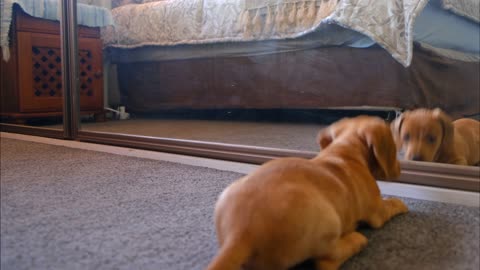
(114, 44, 479, 118)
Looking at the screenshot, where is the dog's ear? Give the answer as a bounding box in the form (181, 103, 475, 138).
(432, 108, 454, 145)
(317, 128, 334, 150)
(390, 113, 405, 149)
(317, 118, 351, 150)
(364, 124, 401, 180)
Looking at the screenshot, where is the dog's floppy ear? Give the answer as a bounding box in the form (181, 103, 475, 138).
(390, 112, 405, 149)
(317, 128, 334, 150)
(432, 108, 454, 146)
(317, 118, 350, 150)
(364, 124, 401, 180)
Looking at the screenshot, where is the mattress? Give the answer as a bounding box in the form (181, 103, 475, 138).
(106, 23, 369, 63)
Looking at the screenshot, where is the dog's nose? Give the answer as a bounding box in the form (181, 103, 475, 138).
(412, 154, 423, 161)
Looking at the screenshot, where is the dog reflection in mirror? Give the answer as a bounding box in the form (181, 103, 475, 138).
(207, 116, 407, 270)
(391, 108, 480, 166)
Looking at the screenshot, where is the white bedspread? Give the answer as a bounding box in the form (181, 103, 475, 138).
(102, 0, 431, 66)
(328, 0, 429, 67)
(442, 0, 480, 22)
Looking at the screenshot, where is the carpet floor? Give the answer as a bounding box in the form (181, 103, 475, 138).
(48, 118, 324, 151)
(1, 138, 479, 270)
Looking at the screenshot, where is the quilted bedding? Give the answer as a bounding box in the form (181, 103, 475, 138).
(102, 0, 433, 67)
(442, 0, 479, 22)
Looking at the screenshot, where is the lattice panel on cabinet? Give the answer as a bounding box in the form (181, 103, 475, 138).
(32, 47, 62, 97)
(31, 46, 96, 98)
(79, 49, 95, 97)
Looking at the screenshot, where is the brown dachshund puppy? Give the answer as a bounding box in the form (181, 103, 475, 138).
(207, 116, 408, 270)
(391, 108, 480, 166)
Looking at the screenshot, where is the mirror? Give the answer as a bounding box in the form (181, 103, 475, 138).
(5, 0, 478, 172)
(391, 108, 479, 166)
(81, 0, 479, 169)
(0, 5, 65, 132)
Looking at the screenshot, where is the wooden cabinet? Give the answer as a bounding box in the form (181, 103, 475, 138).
(0, 8, 104, 123)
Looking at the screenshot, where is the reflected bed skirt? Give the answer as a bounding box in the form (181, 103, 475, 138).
(112, 44, 479, 118)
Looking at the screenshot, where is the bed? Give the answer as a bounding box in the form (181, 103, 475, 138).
(69, 0, 480, 117)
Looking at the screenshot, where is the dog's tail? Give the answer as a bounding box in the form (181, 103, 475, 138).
(205, 239, 251, 270)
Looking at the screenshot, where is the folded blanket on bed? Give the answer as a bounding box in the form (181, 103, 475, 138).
(103, 0, 432, 67)
(442, 0, 480, 23)
(327, 0, 429, 67)
(0, 0, 113, 61)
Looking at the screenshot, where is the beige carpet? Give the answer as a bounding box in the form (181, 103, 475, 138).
(1, 138, 479, 270)
(79, 118, 324, 151)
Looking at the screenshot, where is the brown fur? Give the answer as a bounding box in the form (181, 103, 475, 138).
(391, 108, 480, 166)
(206, 116, 408, 270)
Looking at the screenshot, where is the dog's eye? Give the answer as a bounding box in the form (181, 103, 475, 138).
(426, 135, 436, 144)
(403, 134, 410, 142)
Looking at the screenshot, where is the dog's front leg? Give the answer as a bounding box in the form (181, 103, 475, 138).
(448, 157, 468, 166)
(314, 232, 368, 270)
(366, 198, 408, 229)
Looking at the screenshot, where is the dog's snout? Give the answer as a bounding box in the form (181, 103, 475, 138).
(412, 154, 423, 161)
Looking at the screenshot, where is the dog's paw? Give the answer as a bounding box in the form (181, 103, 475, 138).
(347, 232, 368, 251)
(316, 259, 340, 270)
(388, 198, 409, 214)
(315, 233, 368, 270)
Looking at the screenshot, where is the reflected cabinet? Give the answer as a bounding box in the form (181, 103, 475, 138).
(0, 8, 104, 124)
